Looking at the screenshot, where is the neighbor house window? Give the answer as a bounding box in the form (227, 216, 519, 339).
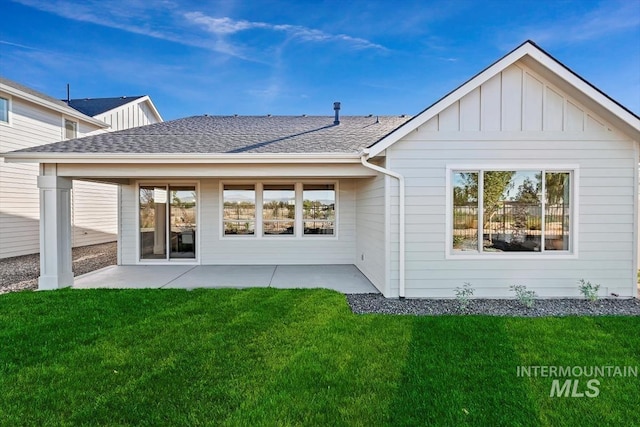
(0, 97, 8, 124)
(64, 119, 77, 139)
(223, 184, 256, 235)
(303, 184, 335, 235)
(263, 184, 295, 235)
(452, 170, 571, 253)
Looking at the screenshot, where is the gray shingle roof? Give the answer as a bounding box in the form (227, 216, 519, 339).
(16, 115, 412, 154)
(66, 96, 145, 117)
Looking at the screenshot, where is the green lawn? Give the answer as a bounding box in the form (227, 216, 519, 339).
(1, 288, 638, 426)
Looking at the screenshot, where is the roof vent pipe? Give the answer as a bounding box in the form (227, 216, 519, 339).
(333, 101, 341, 125)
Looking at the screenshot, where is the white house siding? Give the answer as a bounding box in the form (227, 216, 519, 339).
(355, 169, 388, 294)
(386, 62, 638, 298)
(120, 178, 357, 265)
(71, 180, 118, 247)
(0, 93, 109, 258)
(94, 100, 157, 131)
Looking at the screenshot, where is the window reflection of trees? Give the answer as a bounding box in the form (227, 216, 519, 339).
(453, 171, 570, 252)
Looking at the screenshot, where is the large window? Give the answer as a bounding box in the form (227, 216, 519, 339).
(0, 97, 8, 124)
(223, 184, 256, 235)
(452, 170, 571, 254)
(222, 182, 336, 238)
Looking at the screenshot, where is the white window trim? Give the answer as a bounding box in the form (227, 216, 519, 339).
(62, 116, 78, 140)
(262, 182, 297, 238)
(135, 180, 200, 265)
(302, 182, 338, 237)
(219, 180, 339, 240)
(221, 183, 258, 238)
(445, 164, 579, 260)
(0, 94, 12, 126)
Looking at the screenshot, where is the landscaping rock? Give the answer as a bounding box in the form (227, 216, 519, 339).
(0, 242, 117, 294)
(346, 294, 640, 317)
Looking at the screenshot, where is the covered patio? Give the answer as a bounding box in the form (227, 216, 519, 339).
(73, 264, 379, 294)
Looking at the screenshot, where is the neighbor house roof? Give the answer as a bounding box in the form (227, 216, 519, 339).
(367, 40, 640, 157)
(8, 115, 412, 158)
(0, 76, 108, 128)
(66, 96, 145, 116)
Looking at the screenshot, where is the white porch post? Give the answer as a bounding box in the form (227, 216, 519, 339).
(37, 175, 73, 290)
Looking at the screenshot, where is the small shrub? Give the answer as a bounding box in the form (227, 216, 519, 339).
(510, 284, 537, 308)
(454, 282, 474, 311)
(578, 279, 600, 302)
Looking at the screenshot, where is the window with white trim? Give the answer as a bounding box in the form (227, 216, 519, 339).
(222, 182, 337, 238)
(263, 184, 296, 235)
(303, 184, 335, 235)
(64, 119, 78, 139)
(452, 170, 572, 253)
(223, 184, 256, 235)
(0, 97, 9, 124)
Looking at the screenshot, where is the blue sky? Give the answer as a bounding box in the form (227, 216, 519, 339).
(2, 0, 639, 120)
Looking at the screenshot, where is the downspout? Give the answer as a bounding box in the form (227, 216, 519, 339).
(360, 149, 405, 298)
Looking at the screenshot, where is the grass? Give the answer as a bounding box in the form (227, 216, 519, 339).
(1, 288, 638, 426)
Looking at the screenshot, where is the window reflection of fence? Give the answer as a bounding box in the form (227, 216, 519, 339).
(453, 202, 569, 238)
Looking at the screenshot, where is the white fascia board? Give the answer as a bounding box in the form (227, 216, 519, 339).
(522, 48, 640, 133)
(368, 41, 640, 157)
(0, 83, 109, 129)
(140, 96, 163, 122)
(1, 152, 361, 164)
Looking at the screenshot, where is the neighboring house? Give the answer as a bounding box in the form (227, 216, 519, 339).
(3, 41, 639, 298)
(66, 96, 162, 131)
(0, 77, 108, 258)
(0, 78, 162, 258)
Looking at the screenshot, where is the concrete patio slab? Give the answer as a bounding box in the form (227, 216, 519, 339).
(72, 264, 379, 294)
(162, 265, 276, 289)
(73, 265, 195, 289)
(270, 264, 378, 293)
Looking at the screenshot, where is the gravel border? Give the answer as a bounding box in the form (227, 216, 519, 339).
(347, 293, 640, 317)
(0, 242, 117, 295)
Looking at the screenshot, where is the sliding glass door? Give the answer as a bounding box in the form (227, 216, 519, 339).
(139, 185, 196, 260)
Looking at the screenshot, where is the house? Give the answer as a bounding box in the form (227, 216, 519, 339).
(2, 41, 639, 298)
(0, 77, 108, 258)
(0, 77, 162, 259)
(66, 95, 162, 131)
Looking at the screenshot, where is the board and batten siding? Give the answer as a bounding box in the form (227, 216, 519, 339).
(355, 169, 388, 294)
(385, 61, 638, 298)
(94, 100, 158, 131)
(120, 178, 357, 265)
(0, 93, 113, 258)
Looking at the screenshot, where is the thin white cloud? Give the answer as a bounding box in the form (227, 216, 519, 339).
(12, 0, 384, 61)
(185, 14, 268, 35)
(10, 0, 252, 59)
(0, 40, 41, 50)
(184, 11, 386, 51)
